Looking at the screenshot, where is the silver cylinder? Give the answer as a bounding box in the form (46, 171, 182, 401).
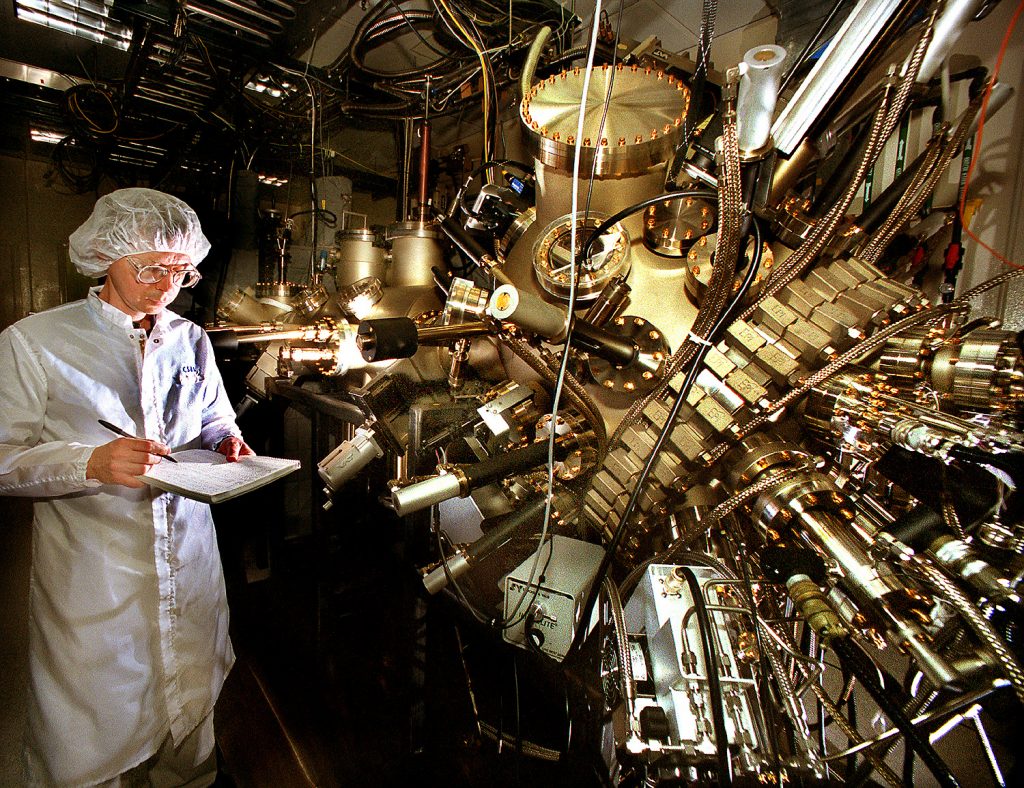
(388, 221, 444, 287)
(334, 228, 387, 287)
(422, 551, 470, 595)
(737, 44, 787, 153)
(917, 0, 989, 84)
(318, 427, 384, 493)
(217, 287, 290, 324)
(392, 473, 463, 516)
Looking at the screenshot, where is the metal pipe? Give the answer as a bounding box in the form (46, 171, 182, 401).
(917, 0, 989, 84)
(190, 0, 285, 31)
(183, 3, 273, 42)
(417, 119, 431, 222)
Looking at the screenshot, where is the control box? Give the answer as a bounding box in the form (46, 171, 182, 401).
(502, 535, 605, 661)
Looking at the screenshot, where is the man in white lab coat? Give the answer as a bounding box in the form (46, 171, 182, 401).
(0, 188, 252, 786)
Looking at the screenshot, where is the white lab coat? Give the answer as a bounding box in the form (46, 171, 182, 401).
(0, 288, 240, 786)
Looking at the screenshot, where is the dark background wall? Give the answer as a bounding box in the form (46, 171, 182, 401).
(0, 154, 98, 330)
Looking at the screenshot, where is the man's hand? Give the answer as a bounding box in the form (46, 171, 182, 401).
(87, 437, 175, 487)
(216, 436, 255, 462)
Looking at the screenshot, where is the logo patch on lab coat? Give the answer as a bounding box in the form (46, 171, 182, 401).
(178, 365, 204, 384)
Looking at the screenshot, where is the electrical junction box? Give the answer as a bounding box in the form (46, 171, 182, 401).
(502, 535, 605, 661)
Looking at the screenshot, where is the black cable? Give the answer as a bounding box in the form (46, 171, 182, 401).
(831, 637, 960, 788)
(384, 0, 454, 61)
(570, 216, 763, 656)
(288, 207, 338, 227)
(902, 725, 917, 786)
(679, 566, 733, 785)
(579, 188, 719, 264)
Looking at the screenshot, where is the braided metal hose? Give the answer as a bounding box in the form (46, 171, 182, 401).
(611, 80, 743, 445)
(539, 349, 608, 456)
(956, 265, 1024, 301)
(858, 130, 949, 264)
(758, 616, 819, 759)
(602, 577, 638, 735)
(678, 461, 819, 543)
(740, 12, 937, 321)
(700, 301, 967, 466)
(754, 621, 905, 788)
(499, 332, 608, 456)
(941, 495, 968, 540)
(909, 552, 1024, 706)
(860, 93, 983, 263)
(695, 552, 904, 787)
(743, 81, 894, 318)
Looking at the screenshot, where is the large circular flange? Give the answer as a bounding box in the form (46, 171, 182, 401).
(292, 284, 330, 316)
(754, 475, 848, 533)
(499, 206, 536, 258)
(385, 220, 441, 241)
(587, 315, 669, 395)
(533, 212, 630, 301)
(521, 64, 690, 176)
(683, 233, 775, 306)
(338, 276, 384, 319)
(255, 281, 302, 301)
(642, 191, 716, 257)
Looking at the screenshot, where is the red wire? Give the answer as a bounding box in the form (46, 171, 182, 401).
(958, 0, 1024, 269)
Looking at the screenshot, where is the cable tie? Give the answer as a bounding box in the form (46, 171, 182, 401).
(687, 330, 713, 347)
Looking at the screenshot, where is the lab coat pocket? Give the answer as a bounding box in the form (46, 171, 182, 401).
(164, 376, 206, 439)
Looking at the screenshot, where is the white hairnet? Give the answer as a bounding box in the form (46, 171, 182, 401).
(69, 188, 212, 278)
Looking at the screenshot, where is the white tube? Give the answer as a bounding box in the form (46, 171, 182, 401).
(736, 44, 787, 153)
(916, 0, 988, 84)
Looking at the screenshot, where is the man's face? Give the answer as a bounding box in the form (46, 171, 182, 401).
(99, 252, 195, 320)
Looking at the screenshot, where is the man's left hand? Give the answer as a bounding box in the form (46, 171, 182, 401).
(217, 436, 255, 462)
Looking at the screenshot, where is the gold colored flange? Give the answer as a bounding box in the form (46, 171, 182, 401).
(642, 193, 716, 257)
(521, 64, 690, 176)
(587, 315, 670, 395)
(533, 212, 630, 302)
(683, 233, 774, 306)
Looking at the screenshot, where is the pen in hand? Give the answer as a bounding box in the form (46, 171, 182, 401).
(97, 419, 179, 463)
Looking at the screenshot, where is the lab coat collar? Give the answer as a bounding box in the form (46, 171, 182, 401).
(86, 286, 180, 333)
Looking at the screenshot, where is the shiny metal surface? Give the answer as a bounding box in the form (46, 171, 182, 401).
(521, 65, 689, 176)
(736, 44, 787, 153)
(387, 221, 444, 287)
(683, 233, 774, 306)
(771, 0, 905, 155)
(532, 213, 631, 302)
(641, 193, 715, 258)
(586, 315, 669, 395)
